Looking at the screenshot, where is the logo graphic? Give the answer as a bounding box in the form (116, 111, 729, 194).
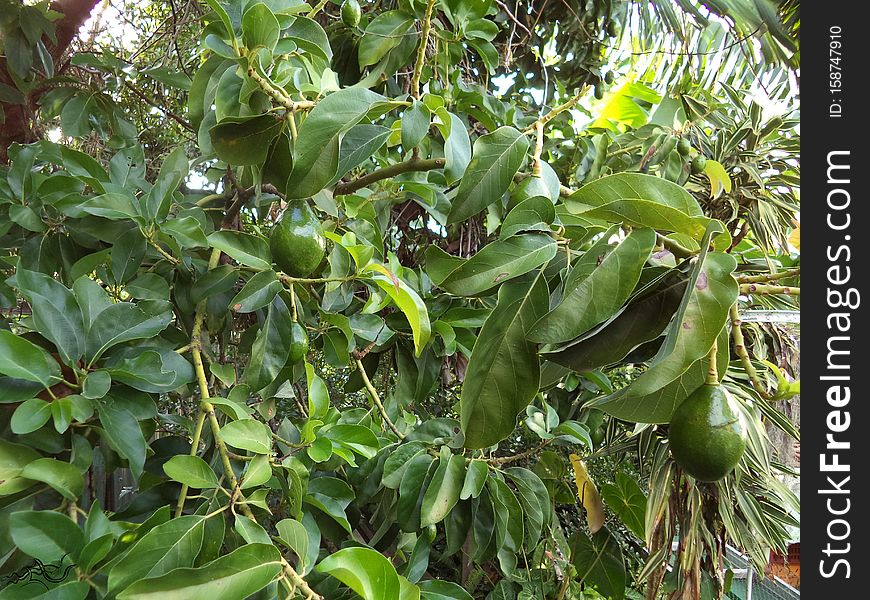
(0, 555, 76, 590)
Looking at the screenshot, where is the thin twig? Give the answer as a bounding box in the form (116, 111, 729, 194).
(355, 358, 404, 439)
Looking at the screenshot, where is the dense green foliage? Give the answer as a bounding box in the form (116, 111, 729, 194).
(0, 1, 799, 598)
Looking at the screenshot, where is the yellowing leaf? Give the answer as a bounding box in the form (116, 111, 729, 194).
(703, 159, 732, 198)
(569, 453, 605, 533)
(788, 225, 800, 251)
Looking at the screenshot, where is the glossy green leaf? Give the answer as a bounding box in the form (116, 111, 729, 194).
(14, 269, 85, 366)
(592, 246, 737, 422)
(112, 227, 147, 284)
(97, 396, 149, 478)
(461, 274, 549, 449)
(105, 348, 194, 393)
(20, 458, 83, 500)
(230, 270, 282, 312)
(9, 510, 84, 562)
(163, 455, 219, 489)
(505, 467, 552, 549)
(330, 124, 392, 186)
(80, 192, 140, 220)
(234, 514, 271, 544)
(530, 227, 656, 343)
(246, 294, 294, 391)
(316, 546, 402, 600)
(571, 527, 625, 600)
(459, 459, 489, 500)
(276, 518, 309, 571)
(565, 173, 729, 247)
(544, 270, 687, 371)
(431, 234, 557, 297)
(421, 454, 466, 526)
(240, 453, 272, 489)
(304, 361, 330, 418)
(419, 580, 474, 600)
(191, 265, 239, 304)
(220, 419, 273, 454)
(286, 87, 385, 199)
(402, 100, 430, 151)
(364, 266, 430, 356)
(382, 441, 428, 489)
(600, 472, 647, 539)
(207, 230, 272, 271)
(161, 216, 209, 249)
(143, 146, 189, 221)
(398, 452, 435, 532)
(500, 195, 556, 238)
(209, 114, 283, 165)
(0, 330, 61, 386)
(448, 126, 529, 223)
(285, 16, 332, 61)
(84, 300, 173, 364)
(108, 515, 207, 594)
(11, 398, 52, 434)
(359, 11, 414, 68)
(241, 2, 279, 52)
(116, 543, 282, 600)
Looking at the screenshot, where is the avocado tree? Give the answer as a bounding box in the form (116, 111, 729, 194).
(0, 1, 799, 599)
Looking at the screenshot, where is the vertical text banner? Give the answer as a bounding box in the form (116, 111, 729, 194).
(804, 3, 868, 595)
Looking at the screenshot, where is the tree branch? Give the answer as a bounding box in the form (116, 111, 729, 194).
(334, 158, 445, 196)
(410, 0, 437, 100)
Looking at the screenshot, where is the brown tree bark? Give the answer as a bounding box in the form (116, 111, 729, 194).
(0, 0, 100, 163)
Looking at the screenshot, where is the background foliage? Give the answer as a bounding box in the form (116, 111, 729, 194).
(0, 1, 799, 598)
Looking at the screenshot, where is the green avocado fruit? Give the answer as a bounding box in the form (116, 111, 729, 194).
(690, 155, 707, 175)
(677, 137, 692, 156)
(270, 199, 326, 278)
(288, 321, 308, 364)
(604, 71, 615, 84)
(590, 425, 605, 449)
(668, 384, 747, 482)
(341, 0, 361, 28)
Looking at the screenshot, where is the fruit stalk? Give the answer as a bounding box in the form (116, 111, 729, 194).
(705, 339, 718, 385)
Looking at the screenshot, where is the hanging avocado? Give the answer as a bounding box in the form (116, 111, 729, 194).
(668, 384, 747, 482)
(270, 199, 326, 277)
(341, 0, 361, 28)
(288, 321, 309, 364)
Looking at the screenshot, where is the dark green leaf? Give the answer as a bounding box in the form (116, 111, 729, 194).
(108, 515, 207, 594)
(207, 230, 272, 271)
(9, 511, 84, 562)
(530, 227, 656, 343)
(316, 547, 401, 600)
(209, 114, 283, 165)
(163, 456, 219, 488)
(571, 527, 625, 600)
(461, 274, 549, 449)
(600, 472, 647, 539)
(245, 294, 294, 391)
(230, 270, 282, 313)
(116, 543, 282, 600)
(0, 330, 61, 386)
(448, 127, 529, 223)
(432, 234, 557, 297)
(20, 458, 83, 500)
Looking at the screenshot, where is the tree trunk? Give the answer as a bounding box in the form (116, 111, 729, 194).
(0, 0, 100, 163)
